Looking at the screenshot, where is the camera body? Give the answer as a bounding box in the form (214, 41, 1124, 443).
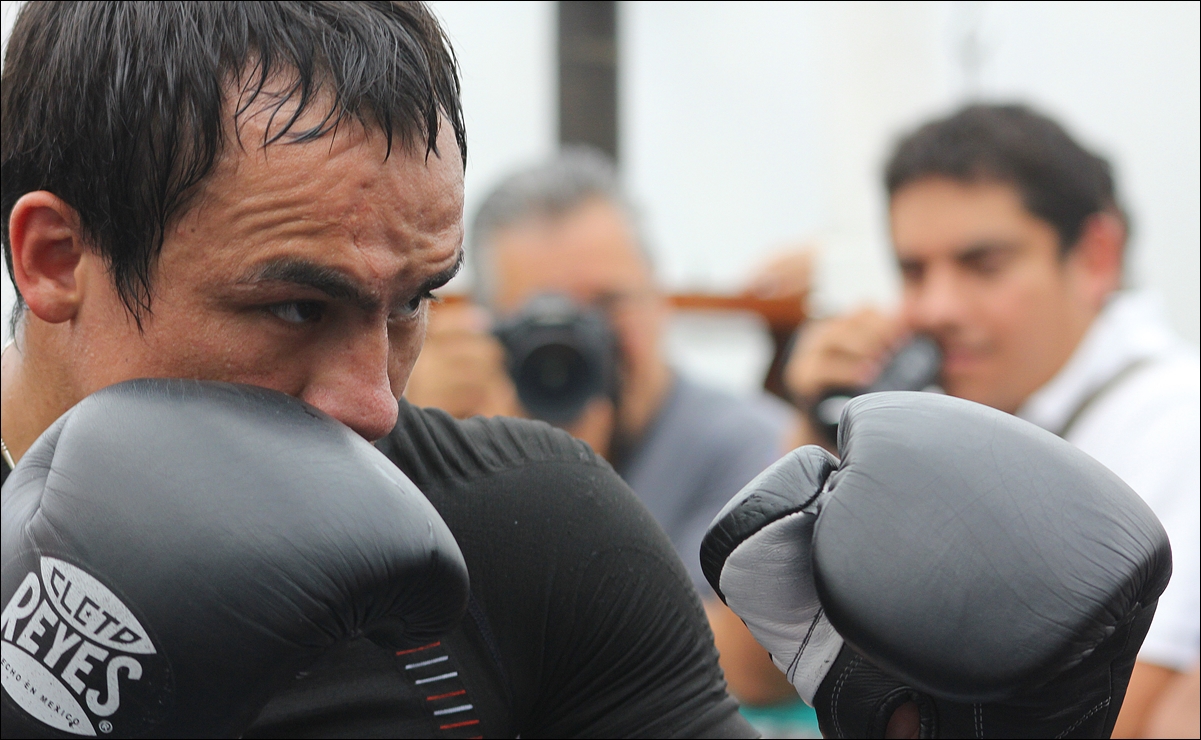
(493, 293, 620, 425)
(810, 335, 943, 445)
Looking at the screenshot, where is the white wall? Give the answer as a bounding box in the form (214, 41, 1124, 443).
(426, 1, 557, 291)
(621, 0, 1201, 343)
(4, 1, 1199, 352)
(621, 1, 952, 313)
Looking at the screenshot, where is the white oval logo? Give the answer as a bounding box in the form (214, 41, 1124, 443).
(2, 556, 169, 736)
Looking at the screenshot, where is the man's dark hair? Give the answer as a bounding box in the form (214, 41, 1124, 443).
(2, 1, 465, 327)
(885, 104, 1122, 253)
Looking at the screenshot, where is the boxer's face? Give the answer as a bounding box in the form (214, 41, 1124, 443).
(890, 177, 1101, 414)
(61, 114, 464, 441)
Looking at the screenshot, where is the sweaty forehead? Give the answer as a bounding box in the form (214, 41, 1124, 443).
(215, 90, 461, 216)
(168, 106, 464, 284)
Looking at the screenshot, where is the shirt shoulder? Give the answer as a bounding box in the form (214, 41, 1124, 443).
(379, 400, 606, 485)
(1071, 353, 1201, 461)
(622, 379, 794, 591)
(1070, 352, 1198, 498)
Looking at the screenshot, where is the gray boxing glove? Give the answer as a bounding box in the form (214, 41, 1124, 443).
(701, 392, 1172, 738)
(2, 380, 469, 738)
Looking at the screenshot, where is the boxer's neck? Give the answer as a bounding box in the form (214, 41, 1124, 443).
(1, 321, 85, 464)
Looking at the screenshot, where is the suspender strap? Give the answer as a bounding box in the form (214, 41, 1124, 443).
(1056, 358, 1153, 439)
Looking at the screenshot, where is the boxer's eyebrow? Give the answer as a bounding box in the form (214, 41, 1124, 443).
(418, 249, 464, 296)
(243, 259, 380, 312)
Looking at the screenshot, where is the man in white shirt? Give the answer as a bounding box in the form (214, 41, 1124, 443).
(784, 104, 1199, 737)
(1019, 291, 1199, 678)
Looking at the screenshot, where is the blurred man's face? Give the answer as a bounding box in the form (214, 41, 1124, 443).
(59, 113, 464, 441)
(890, 177, 1098, 413)
(488, 197, 668, 398)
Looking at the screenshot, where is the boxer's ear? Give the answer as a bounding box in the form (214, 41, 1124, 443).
(8, 191, 89, 324)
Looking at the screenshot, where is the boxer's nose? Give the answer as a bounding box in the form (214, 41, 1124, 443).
(300, 320, 400, 441)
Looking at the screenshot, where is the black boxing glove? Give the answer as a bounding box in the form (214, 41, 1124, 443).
(2, 380, 469, 738)
(701, 392, 1172, 739)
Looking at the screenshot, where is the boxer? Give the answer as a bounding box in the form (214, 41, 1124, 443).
(702, 392, 1172, 738)
(2, 3, 752, 736)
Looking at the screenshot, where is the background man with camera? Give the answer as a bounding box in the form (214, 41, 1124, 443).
(405, 148, 804, 707)
(783, 104, 1200, 737)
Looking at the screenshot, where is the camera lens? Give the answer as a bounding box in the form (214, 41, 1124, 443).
(494, 294, 619, 426)
(516, 343, 596, 423)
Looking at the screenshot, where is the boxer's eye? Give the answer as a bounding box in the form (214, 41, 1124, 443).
(268, 301, 325, 324)
(395, 291, 436, 320)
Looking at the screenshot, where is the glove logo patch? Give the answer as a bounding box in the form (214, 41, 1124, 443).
(2, 556, 170, 736)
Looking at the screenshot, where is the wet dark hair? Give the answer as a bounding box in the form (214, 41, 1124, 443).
(2, 1, 465, 327)
(885, 104, 1122, 254)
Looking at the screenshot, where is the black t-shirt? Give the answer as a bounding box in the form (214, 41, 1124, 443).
(241, 401, 754, 738)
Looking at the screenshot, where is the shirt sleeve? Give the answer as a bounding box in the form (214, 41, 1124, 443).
(384, 406, 757, 737)
(533, 540, 755, 738)
(471, 458, 755, 739)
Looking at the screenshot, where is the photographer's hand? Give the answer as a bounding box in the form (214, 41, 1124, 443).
(783, 307, 907, 448)
(405, 301, 521, 419)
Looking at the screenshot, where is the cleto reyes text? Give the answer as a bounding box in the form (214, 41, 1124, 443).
(2, 562, 151, 719)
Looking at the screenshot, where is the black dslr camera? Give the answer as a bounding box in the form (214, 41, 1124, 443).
(809, 335, 942, 445)
(493, 294, 620, 425)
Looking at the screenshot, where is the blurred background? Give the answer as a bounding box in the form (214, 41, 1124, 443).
(3, 0, 1199, 393)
